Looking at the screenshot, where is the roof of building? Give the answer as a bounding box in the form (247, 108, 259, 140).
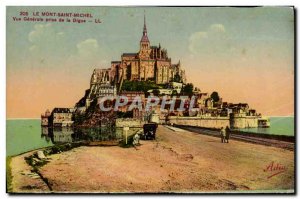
(141, 34, 149, 42)
(235, 103, 249, 107)
(52, 108, 72, 113)
(227, 103, 249, 108)
(122, 53, 137, 57)
(94, 68, 110, 72)
(119, 91, 145, 96)
(41, 109, 51, 117)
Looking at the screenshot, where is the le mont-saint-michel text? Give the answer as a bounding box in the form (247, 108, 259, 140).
(13, 11, 101, 23)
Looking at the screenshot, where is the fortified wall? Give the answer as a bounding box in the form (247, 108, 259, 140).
(168, 116, 230, 129)
(230, 113, 259, 129)
(168, 114, 260, 129)
(116, 118, 145, 128)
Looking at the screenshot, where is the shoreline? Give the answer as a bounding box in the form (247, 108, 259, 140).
(6, 116, 295, 120)
(7, 123, 295, 157)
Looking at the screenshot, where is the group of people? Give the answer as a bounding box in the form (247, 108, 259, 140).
(220, 126, 231, 143)
(134, 126, 231, 145)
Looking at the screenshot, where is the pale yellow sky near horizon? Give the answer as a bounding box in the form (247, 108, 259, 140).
(6, 6, 294, 118)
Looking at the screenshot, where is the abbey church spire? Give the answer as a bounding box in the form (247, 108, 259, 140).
(143, 14, 147, 35)
(140, 12, 150, 43)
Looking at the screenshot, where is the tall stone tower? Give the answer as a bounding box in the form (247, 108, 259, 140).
(139, 14, 151, 59)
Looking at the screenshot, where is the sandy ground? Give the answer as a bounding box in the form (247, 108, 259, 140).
(10, 125, 294, 193)
(10, 151, 49, 193)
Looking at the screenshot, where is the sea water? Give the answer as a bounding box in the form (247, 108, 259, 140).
(6, 119, 53, 157)
(237, 117, 294, 136)
(6, 117, 294, 156)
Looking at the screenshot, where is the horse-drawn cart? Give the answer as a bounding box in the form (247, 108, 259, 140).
(142, 123, 158, 140)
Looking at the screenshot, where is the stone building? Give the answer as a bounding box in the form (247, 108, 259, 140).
(51, 108, 74, 127)
(41, 109, 51, 126)
(110, 15, 186, 85)
(76, 15, 187, 111)
(86, 68, 117, 108)
(117, 91, 145, 115)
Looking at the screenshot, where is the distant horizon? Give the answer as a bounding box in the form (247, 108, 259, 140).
(6, 115, 295, 120)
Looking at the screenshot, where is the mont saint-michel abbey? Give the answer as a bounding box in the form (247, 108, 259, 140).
(91, 16, 186, 88)
(110, 16, 186, 84)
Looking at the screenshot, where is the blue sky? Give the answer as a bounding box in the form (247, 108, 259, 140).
(6, 6, 294, 117)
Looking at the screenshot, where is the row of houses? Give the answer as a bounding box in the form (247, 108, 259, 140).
(42, 90, 260, 127)
(193, 92, 260, 118)
(41, 91, 147, 127)
(41, 108, 74, 127)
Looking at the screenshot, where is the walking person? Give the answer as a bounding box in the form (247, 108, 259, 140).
(225, 126, 231, 143)
(220, 127, 226, 143)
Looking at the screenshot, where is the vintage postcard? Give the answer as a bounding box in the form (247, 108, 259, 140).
(6, 6, 295, 194)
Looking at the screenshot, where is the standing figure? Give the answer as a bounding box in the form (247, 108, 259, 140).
(133, 133, 140, 146)
(220, 127, 226, 143)
(225, 126, 231, 143)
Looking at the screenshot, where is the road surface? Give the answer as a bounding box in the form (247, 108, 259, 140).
(10, 125, 294, 193)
